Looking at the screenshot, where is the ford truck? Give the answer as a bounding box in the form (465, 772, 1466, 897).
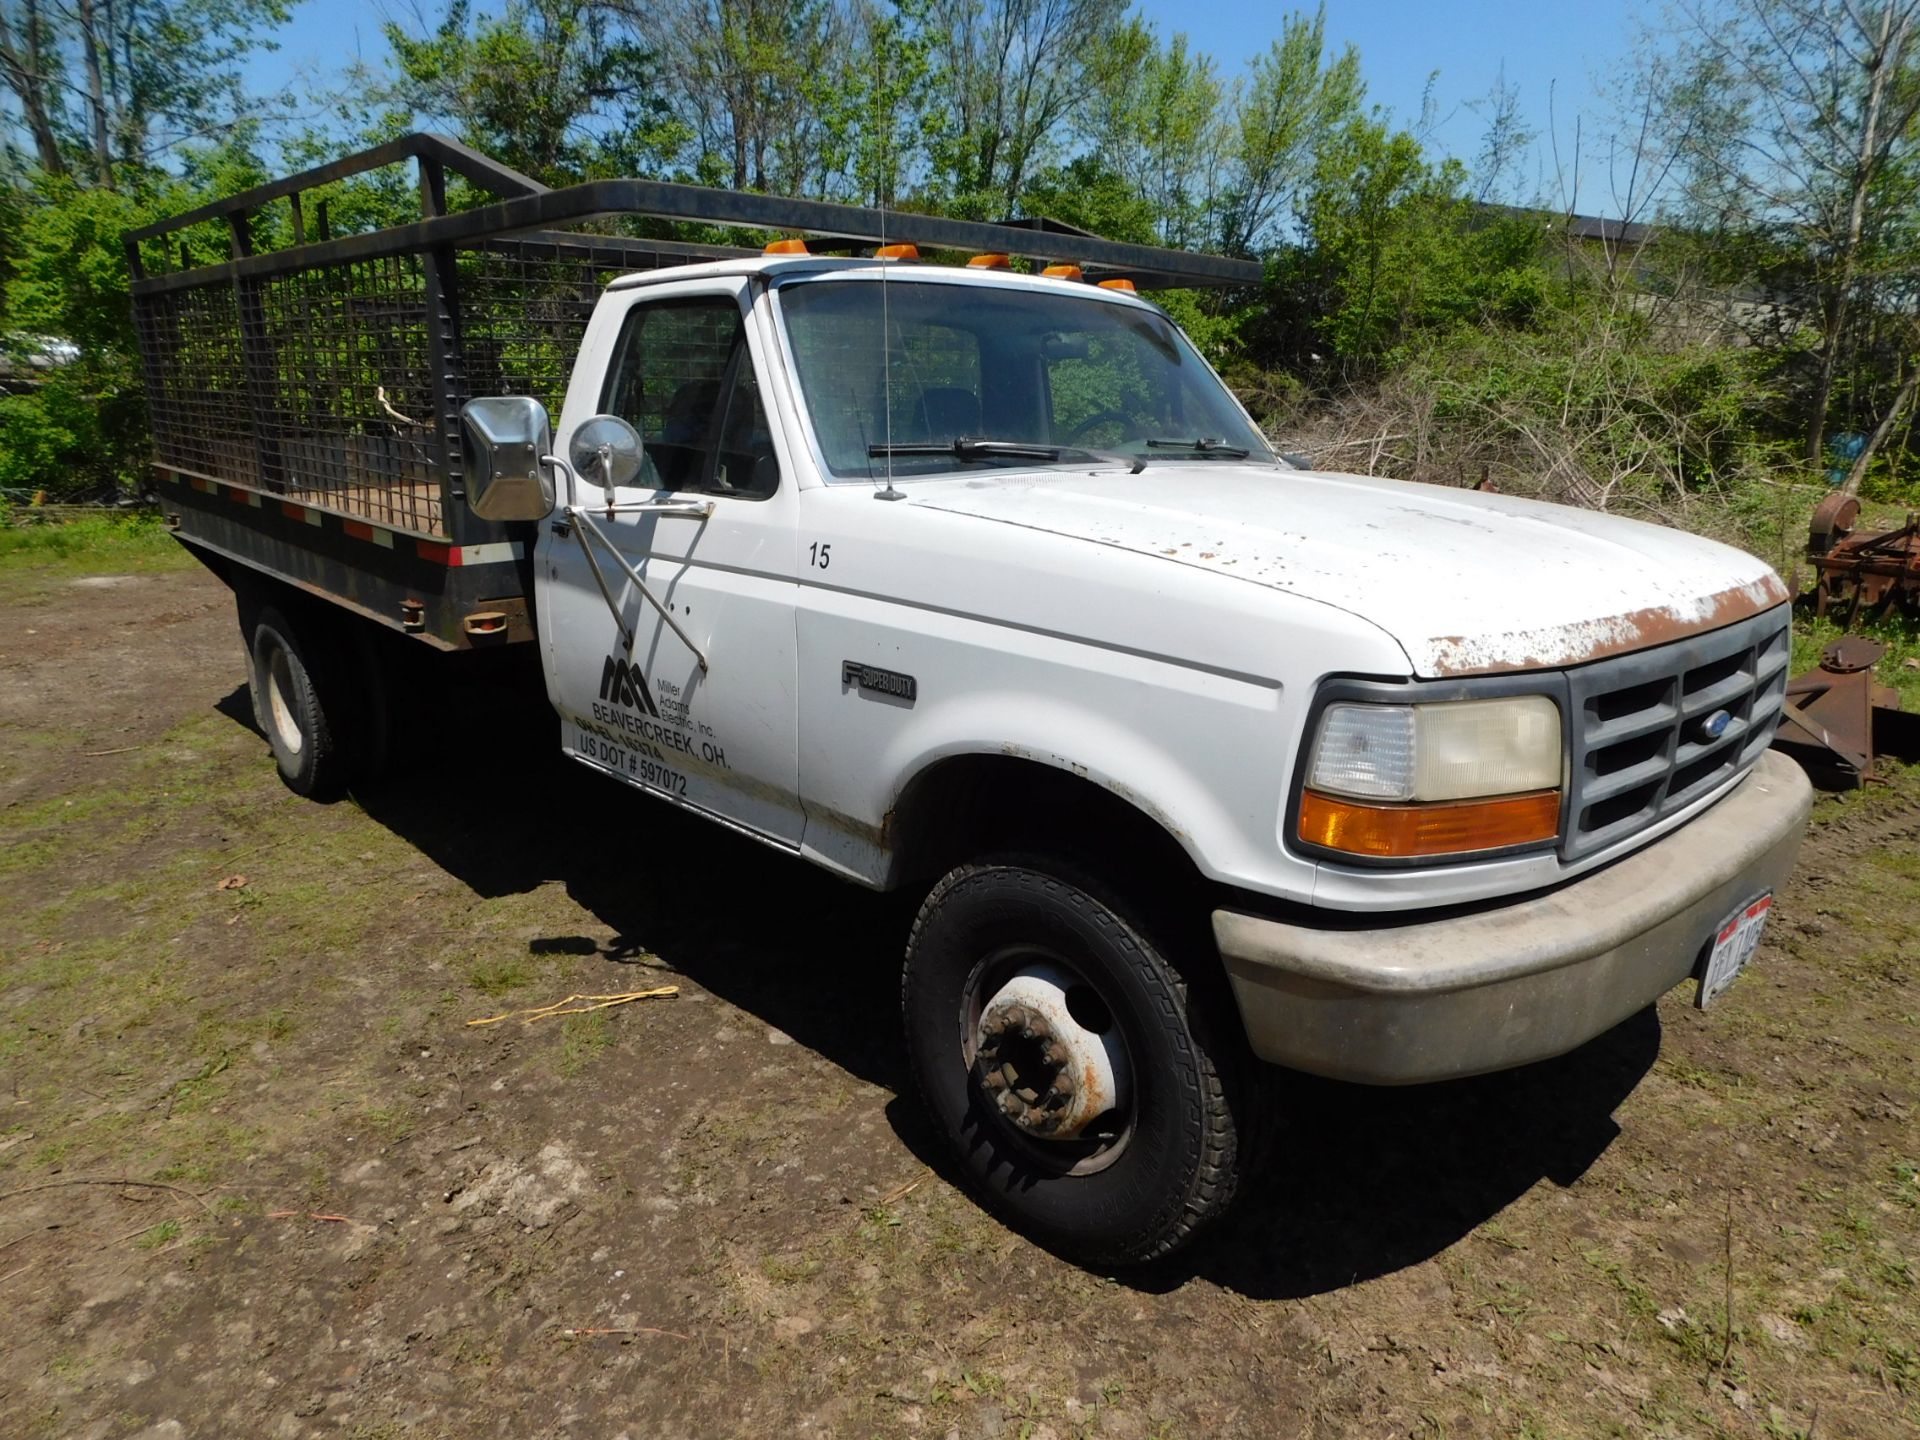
(128, 135, 1813, 1264)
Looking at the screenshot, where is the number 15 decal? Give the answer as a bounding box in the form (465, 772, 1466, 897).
(808, 542, 832, 569)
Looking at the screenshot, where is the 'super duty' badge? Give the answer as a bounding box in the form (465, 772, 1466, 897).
(842, 661, 917, 703)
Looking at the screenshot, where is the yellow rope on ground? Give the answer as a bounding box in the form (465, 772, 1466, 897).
(466, 986, 679, 1027)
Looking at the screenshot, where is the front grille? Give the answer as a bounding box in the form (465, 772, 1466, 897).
(1563, 605, 1790, 861)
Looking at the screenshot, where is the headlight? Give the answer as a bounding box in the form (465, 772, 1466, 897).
(1301, 696, 1562, 859)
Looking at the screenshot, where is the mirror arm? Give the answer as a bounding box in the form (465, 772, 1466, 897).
(582, 500, 714, 520)
(570, 510, 635, 654)
(595, 442, 617, 513)
(568, 506, 711, 673)
(541, 453, 578, 509)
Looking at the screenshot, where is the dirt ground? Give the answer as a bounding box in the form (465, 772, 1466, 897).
(1, 557, 1916, 1440)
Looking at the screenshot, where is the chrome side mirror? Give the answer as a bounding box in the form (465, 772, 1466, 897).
(460, 396, 555, 521)
(569, 414, 645, 507)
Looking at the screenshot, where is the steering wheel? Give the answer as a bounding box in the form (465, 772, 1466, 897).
(1064, 408, 1136, 445)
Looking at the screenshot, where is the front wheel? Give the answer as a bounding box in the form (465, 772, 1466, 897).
(902, 858, 1246, 1266)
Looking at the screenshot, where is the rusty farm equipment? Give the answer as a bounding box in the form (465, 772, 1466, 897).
(1770, 496, 1920, 787)
(1805, 493, 1920, 623)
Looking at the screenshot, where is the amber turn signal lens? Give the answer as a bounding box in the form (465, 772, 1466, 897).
(874, 243, 919, 260)
(1042, 264, 1085, 280)
(967, 252, 1011, 269)
(1299, 789, 1560, 858)
(763, 237, 809, 255)
(1096, 278, 1137, 292)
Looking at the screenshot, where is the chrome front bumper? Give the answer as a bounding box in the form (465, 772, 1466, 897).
(1215, 751, 1814, 1085)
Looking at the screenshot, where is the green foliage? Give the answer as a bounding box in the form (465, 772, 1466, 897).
(1, 139, 269, 500)
(1264, 116, 1551, 373)
(0, 512, 186, 569)
(1082, 22, 1225, 249)
(1218, 6, 1365, 255)
(380, 0, 684, 185)
(3, 175, 161, 499)
(1017, 157, 1158, 245)
(8, 176, 152, 354)
(0, 0, 1910, 520)
(816, 0, 943, 207)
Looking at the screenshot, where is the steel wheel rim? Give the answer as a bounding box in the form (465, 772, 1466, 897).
(265, 646, 304, 756)
(960, 944, 1136, 1176)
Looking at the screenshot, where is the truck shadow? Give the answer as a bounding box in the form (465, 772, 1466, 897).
(1141, 1010, 1659, 1299)
(290, 672, 1660, 1301)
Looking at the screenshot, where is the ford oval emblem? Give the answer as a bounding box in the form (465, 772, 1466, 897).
(1698, 709, 1733, 742)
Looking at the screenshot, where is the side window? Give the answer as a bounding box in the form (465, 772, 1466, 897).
(600, 297, 780, 498)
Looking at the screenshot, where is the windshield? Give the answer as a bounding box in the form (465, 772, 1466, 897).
(776, 277, 1276, 480)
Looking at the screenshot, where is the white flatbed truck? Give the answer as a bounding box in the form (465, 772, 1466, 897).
(130, 136, 1812, 1263)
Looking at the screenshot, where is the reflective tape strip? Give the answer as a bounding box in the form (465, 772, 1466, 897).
(343, 520, 395, 548)
(416, 540, 525, 567)
(458, 541, 524, 567)
(280, 502, 323, 527)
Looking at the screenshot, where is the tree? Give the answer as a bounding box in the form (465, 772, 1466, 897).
(636, 0, 844, 193)
(923, 0, 1128, 216)
(0, 0, 292, 188)
(380, 0, 682, 185)
(2, 157, 258, 498)
(815, 0, 943, 207)
(0, 0, 64, 173)
(1654, 0, 1920, 475)
(1217, 5, 1363, 255)
(1080, 19, 1226, 247)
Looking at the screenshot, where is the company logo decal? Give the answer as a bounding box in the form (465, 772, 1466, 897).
(599, 654, 659, 717)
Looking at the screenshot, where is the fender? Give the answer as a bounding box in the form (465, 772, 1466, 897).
(800, 679, 1293, 894)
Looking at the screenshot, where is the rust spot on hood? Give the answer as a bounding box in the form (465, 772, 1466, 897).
(1424, 574, 1791, 677)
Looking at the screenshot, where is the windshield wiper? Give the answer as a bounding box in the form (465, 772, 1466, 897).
(1144, 436, 1252, 458)
(870, 437, 1064, 463)
(869, 437, 1143, 471)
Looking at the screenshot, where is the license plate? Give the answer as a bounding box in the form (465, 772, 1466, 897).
(1697, 893, 1773, 1008)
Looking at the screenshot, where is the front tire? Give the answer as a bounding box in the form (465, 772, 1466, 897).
(902, 858, 1245, 1266)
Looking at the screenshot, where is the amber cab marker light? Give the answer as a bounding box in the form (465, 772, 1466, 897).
(1299, 789, 1561, 859)
(764, 237, 809, 255)
(874, 243, 919, 261)
(1042, 263, 1085, 280)
(1097, 278, 1137, 292)
(967, 252, 1011, 269)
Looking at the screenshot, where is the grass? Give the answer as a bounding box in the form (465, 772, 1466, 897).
(134, 1219, 182, 1250)
(556, 1008, 616, 1076)
(0, 511, 193, 577)
(467, 956, 535, 997)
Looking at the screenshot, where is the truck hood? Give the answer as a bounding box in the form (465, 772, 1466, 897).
(907, 464, 1790, 677)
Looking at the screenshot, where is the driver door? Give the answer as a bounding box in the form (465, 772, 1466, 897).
(535, 278, 804, 846)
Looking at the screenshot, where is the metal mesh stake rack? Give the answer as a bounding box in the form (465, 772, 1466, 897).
(127, 134, 1260, 646)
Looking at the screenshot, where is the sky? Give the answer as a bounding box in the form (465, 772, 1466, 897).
(246, 1, 1646, 216)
